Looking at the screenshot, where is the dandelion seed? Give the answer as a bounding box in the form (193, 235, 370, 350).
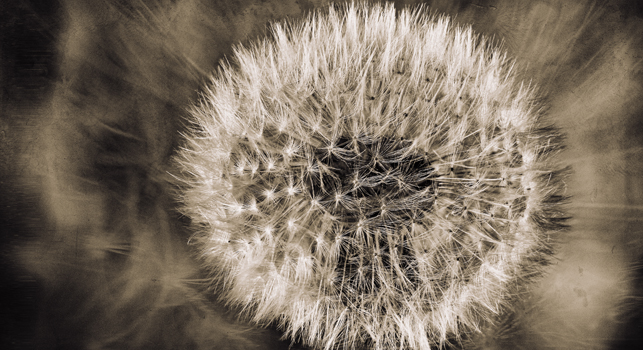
(175, 2, 568, 349)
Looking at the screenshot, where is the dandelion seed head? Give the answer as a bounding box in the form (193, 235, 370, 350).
(175, 2, 568, 349)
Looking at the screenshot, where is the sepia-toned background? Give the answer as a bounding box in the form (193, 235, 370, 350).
(1, 0, 642, 349)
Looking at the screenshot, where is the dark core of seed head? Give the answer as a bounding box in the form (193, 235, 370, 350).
(306, 136, 436, 304)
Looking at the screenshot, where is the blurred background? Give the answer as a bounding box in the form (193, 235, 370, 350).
(1, 0, 642, 349)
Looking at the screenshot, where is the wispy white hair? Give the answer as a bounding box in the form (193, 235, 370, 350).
(176, 2, 569, 349)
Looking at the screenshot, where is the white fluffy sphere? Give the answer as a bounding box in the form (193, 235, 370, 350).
(176, 2, 568, 349)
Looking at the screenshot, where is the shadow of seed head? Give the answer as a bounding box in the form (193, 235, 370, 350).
(174, 2, 568, 349)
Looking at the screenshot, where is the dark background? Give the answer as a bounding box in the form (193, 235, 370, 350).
(2, 1, 643, 349)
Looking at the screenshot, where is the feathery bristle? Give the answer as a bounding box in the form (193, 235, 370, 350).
(174, 2, 568, 349)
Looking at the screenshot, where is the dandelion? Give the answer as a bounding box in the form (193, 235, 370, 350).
(174, 2, 568, 349)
